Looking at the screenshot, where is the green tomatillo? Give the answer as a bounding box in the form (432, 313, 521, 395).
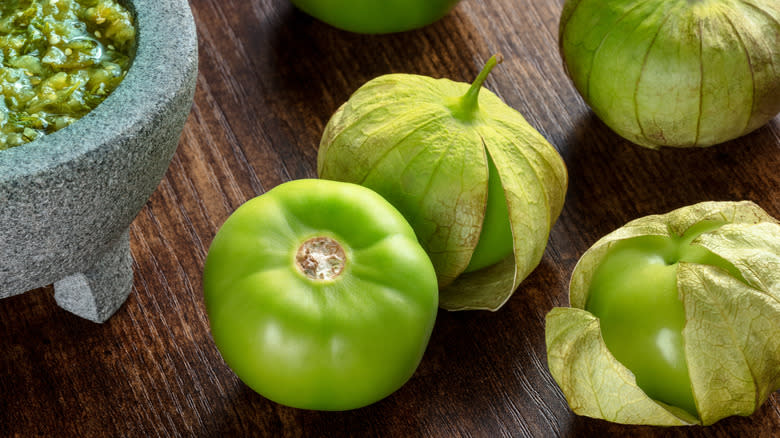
(288, 0, 461, 34)
(559, 0, 780, 148)
(202, 179, 439, 411)
(317, 55, 568, 311)
(545, 201, 780, 426)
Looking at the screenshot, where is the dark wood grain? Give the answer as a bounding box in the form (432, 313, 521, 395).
(2, 0, 778, 436)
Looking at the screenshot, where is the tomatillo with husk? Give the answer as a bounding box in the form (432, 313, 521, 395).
(559, 0, 780, 148)
(546, 201, 780, 425)
(203, 179, 438, 411)
(317, 55, 568, 311)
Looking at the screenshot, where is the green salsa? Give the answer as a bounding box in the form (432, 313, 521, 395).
(0, 0, 135, 150)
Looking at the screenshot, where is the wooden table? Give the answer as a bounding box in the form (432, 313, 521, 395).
(2, 0, 778, 436)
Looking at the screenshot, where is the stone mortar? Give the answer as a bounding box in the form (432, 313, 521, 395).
(0, 0, 198, 323)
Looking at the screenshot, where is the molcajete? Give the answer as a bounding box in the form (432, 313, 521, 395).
(0, 0, 198, 322)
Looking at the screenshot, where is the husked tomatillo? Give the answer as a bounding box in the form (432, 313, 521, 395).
(546, 201, 780, 426)
(559, 0, 780, 148)
(318, 55, 568, 311)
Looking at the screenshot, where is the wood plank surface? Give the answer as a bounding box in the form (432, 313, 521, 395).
(2, 0, 779, 436)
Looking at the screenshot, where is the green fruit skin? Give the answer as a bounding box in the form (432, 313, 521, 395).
(289, 0, 461, 34)
(203, 179, 439, 411)
(586, 220, 741, 417)
(559, 0, 780, 148)
(464, 152, 514, 272)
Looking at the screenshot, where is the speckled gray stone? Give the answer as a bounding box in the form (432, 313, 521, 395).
(0, 0, 198, 323)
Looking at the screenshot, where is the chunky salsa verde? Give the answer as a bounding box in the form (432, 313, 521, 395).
(0, 0, 135, 150)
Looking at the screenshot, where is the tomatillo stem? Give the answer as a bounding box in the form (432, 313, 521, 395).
(296, 236, 346, 280)
(451, 54, 503, 122)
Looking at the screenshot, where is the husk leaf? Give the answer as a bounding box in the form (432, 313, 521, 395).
(545, 307, 697, 425)
(547, 200, 780, 425)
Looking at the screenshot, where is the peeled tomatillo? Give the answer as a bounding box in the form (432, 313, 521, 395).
(288, 0, 461, 34)
(203, 179, 438, 411)
(318, 55, 568, 311)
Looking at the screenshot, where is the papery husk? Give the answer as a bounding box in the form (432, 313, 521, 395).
(546, 201, 780, 425)
(559, 0, 780, 148)
(318, 62, 567, 310)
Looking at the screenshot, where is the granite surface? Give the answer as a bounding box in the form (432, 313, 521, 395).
(0, 0, 199, 322)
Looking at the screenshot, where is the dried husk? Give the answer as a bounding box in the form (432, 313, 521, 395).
(546, 201, 780, 425)
(318, 57, 567, 310)
(559, 0, 780, 148)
